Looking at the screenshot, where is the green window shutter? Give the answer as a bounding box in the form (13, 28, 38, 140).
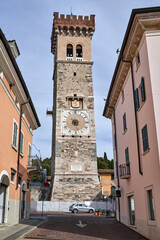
(20, 131, 24, 154)
(125, 147, 129, 164)
(134, 88, 139, 111)
(13, 122, 18, 147)
(28, 144, 31, 166)
(123, 113, 127, 131)
(142, 125, 149, 152)
(141, 77, 146, 102)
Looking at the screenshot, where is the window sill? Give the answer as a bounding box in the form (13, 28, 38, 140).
(142, 148, 150, 156)
(12, 145, 17, 152)
(137, 101, 145, 112)
(129, 224, 137, 228)
(20, 153, 24, 158)
(147, 219, 157, 226)
(122, 129, 127, 135)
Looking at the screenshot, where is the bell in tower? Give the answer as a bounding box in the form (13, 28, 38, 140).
(50, 12, 100, 202)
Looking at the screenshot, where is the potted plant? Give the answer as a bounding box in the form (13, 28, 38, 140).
(94, 211, 97, 216)
(97, 209, 101, 216)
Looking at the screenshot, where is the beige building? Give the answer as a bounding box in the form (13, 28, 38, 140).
(98, 169, 115, 197)
(103, 7, 160, 240)
(0, 29, 40, 226)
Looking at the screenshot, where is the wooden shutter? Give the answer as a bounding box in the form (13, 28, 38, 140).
(123, 113, 127, 131)
(13, 122, 18, 147)
(141, 77, 146, 102)
(125, 147, 129, 164)
(20, 131, 24, 154)
(134, 88, 139, 111)
(142, 125, 149, 152)
(28, 144, 31, 165)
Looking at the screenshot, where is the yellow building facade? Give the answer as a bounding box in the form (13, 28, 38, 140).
(98, 169, 115, 197)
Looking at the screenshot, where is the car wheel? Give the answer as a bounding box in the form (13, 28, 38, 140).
(73, 209, 78, 213)
(89, 209, 93, 213)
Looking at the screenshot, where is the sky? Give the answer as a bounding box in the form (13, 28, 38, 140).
(1, 0, 160, 160)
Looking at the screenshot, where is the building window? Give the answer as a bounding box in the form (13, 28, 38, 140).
(134, 77, 146, 111)
(74, 72, 76, 76)
(12, 120, 18, 148)
(76, 44, 82, 58)
(134, 88, 140, 111)
(128, 195, 135, 225)
(67, 44, 73, 57)
(121, 90, 125, 103)
(142, 125, 149, 153)
(28, 144, 31, 166)
(18, 175, 22, 185)
(123, 113, 127, 132)
(125, 147, 129, 164)
(111, 174, 114, 180)
(11, 168, 16, 183)
(20, 131, 24, 155)
(136, 53, 140, 69)
(147, 189, 155, 220)
(27, 180, 30, 190)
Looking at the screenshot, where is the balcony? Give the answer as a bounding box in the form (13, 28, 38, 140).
(27, 157, 41, 174)
(119, 163, 131, 179)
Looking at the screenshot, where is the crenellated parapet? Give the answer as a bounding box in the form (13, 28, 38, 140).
(51, 12, 95, 54)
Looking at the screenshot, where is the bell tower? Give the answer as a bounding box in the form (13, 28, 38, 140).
(50, 12, 100, 201)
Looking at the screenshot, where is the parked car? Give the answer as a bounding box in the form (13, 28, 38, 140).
(69, 203, 95, 213)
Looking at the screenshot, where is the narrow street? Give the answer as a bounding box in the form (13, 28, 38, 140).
(12, 213, 148, 240)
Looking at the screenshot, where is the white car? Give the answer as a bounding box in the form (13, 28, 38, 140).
(69, 203, 95, 213)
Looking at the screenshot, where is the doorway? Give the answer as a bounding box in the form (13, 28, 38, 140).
(0, 185, 6, 223)
(21, 190, 26, 219)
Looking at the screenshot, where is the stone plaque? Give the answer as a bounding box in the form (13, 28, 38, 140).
(71, 164, 82, 172)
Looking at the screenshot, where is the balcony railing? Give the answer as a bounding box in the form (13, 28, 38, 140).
(119, 163, 131, 179)
(27, 157, 41, 174)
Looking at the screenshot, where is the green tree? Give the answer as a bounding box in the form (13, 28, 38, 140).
(31, 157, 51, 182)
(97, 152, 114, 170)
(41, 157, 51, 176)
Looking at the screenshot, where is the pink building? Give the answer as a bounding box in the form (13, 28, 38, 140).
(103, 7, 160, 239)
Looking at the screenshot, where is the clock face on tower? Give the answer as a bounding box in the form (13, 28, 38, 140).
(62, 110, 90, 136)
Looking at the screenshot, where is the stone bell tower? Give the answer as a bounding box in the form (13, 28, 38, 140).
(50, 12, 100, 201)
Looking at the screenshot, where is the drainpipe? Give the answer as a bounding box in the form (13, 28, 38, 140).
(121, 56, 143, 175)
(16, 99, 30, 190)
(107, 105, 121, 222)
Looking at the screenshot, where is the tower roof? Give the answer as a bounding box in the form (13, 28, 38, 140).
(51, 12, 95, 54)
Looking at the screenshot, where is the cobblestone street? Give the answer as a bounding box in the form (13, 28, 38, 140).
(21, 213, 148, 240)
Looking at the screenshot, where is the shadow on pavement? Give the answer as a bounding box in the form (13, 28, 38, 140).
(25, 213, 148, 240)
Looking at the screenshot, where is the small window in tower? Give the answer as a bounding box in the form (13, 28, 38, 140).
(76, 45, 82, 60)
(74, 72, 76, 76)
(67, 44, 73, 58)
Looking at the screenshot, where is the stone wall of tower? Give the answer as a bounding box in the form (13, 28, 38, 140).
(51, 61, 100, 201)
(51, 12, 101, 202)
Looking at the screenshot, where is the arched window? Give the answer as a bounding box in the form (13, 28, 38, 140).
(76, 44, 82, 58)
(67, 44, 73, 57)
